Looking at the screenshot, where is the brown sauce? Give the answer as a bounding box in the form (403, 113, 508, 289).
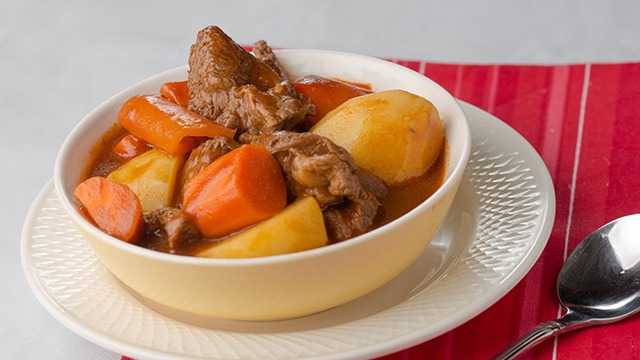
(81, 123, 134, 180)
(374, 142, 448, 229)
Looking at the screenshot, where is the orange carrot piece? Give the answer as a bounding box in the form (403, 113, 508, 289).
(74, 177, 144, 243)
(160, 81, 190, 108)
(112, 134, 150, 159)
(294, 75, 373, 128)
(118, 95, 235, 156)
(182, 144, 287, 238)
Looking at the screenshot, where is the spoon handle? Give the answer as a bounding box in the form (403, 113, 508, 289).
(492, 312, 589, 360)
(491, 321, 564, 359)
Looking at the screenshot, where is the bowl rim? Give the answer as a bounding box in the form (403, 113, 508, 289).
(53, 49, 472, 267)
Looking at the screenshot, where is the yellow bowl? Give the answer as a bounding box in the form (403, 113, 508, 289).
(54, 50, 471, 321)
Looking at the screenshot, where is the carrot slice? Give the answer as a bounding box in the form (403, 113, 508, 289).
(112, 134, 150, 159)
(182, 144, 287, 238)
(294, 75, 373, 128)
(118, 95, 235, 156)
(160, 81, 190, 108)
(74, 177, 144, 243)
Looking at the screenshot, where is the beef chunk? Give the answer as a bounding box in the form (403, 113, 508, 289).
(215, 81, 313, 134)
(355, 167, 389, 200)
(145, 207, 200, 250)
(177, 136, 239, 205)
(251, 131, 386, 241)
(188, 26, 313, 135)
(323, 191, 381, 241)
(188, 26, 281, 94)
(253, 39, 288, 80)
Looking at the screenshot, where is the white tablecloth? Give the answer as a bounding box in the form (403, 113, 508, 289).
(3, 0, 639, 358)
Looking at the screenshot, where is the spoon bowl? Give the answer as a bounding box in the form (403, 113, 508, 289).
(494, 214, 640, 359)
(559, 215, 640, 321)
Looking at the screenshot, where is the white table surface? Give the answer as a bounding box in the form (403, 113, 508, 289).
(3, 0, 640, 358)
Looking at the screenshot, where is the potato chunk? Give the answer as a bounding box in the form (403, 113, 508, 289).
(196, 196, 328, 258)
(310, 89, 444, 184)
(107, 148, 184, 213)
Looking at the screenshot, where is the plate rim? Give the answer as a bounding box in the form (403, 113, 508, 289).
(21, 101, 555, 360)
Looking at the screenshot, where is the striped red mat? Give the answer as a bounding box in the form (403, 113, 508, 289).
(376, 61, 640, 359)
(124, 61, 640, 359)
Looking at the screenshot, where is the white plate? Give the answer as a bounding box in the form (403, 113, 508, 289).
(21, 102, 555, 360)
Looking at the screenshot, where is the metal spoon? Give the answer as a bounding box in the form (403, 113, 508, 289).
(494, 214, 640, 359)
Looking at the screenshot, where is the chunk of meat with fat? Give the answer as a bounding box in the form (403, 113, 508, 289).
(145, 207, 200, 250)
(188, 26, 281, 94)
(250, 131, 387, 241)
(323, 191, 381, 242)
(188, 26, 313, 135)
(253, 39, 288, 80)
(214, 82, 312, 134)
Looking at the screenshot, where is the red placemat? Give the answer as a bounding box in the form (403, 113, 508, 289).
(123, 60, 640, 360)
(374, 61, 640, 359)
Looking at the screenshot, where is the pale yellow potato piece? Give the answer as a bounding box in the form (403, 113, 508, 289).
(311, 89, 444, 184)
(107, 148, 184, 213)
(196, 196, 328, 258)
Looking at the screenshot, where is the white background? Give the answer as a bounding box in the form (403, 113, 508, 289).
(3, 0, 640, 358)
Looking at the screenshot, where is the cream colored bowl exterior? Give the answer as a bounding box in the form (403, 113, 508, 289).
(54, 50, 471, 321)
